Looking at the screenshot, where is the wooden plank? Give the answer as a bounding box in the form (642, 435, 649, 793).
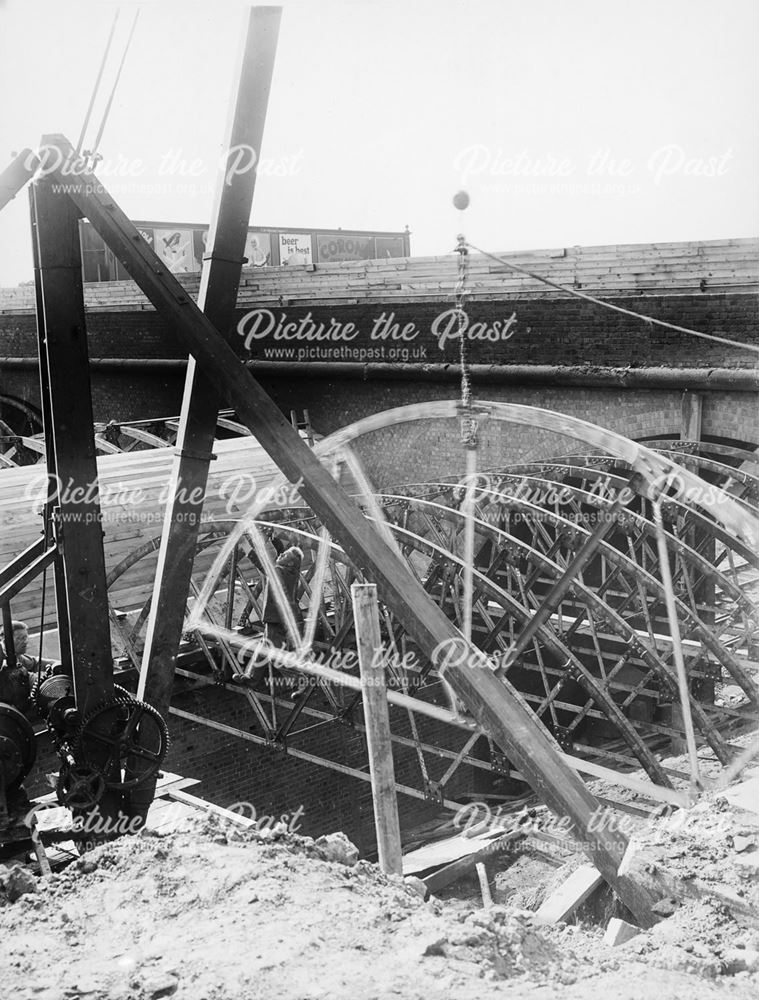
(216, 416, 251, 436)
(0, 148, 39, 211)
(4, 236, 758, 315)
(717, 769, 759, 816)
(166, 787, 256, 827)
(19, 436, 46, 454)
(352, 582, 403, 876)
(534, 863, 604, 924)
(420, 829, 525, 893)
(558, 753, 690, 808)
(111, 426, 168, 449)
(476, 862, 493, 907)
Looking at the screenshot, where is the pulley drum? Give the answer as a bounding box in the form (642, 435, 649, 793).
(0, 704, 37, 789)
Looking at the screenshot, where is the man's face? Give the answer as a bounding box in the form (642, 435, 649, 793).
(13, 628, 28, 654)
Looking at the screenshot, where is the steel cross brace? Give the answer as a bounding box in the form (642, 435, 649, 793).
(498, 491, 634, 673)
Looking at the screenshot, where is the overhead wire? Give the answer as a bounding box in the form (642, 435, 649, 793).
(466, 240, 759, 357)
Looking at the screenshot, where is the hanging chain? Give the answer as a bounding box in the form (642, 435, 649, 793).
(454, 234, 477, 448)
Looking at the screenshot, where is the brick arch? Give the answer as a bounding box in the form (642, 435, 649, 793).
(639, 431, 759, 452)
(0, 393, 42, 436)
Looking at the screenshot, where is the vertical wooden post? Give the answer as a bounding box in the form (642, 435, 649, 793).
(31, 171, 114, 715)
(351, 583, 403, 876)
(29, 184, 72, 673)
(31, 167, 120, 829)
(476, 862, 493, 908)
(129, 6, 281, 818)
(680, 389, 715, 706)
(652, 500, 700, 786)
(1, 603, 16, 669)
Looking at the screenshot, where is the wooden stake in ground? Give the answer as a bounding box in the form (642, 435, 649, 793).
(475, 862, 493, 908)
(351, 583, 403, 876)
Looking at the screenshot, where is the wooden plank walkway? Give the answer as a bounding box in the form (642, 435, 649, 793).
(2, 237, 758, 315)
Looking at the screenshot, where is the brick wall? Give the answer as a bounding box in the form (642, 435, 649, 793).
(3, 291, 758, 367)
(2, 281, 757, 426)
(258, 377, 759, 490)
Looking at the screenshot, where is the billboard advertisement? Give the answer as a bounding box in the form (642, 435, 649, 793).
(278, 232, 312, 265)
(244, 231, 272, 267)
(316, 234, 375, 263)
(79, 221, 407, 281)
(154, 228, 195, 273)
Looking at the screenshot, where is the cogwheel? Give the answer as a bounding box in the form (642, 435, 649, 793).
(73, 696, 170, 791)
(56, 763, 106, 810)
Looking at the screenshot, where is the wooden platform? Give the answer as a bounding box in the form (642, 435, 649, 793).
(1, 238, 757, 316)
(30, 771, 202, 868)
(0, 436, 302, 638)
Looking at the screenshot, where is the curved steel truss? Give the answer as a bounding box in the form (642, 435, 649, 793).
(100, 401, 759, 813)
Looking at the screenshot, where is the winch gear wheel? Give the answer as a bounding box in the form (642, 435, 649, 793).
(73, 695, 169, 791)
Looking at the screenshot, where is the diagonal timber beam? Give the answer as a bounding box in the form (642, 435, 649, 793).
(42, 136, 660, 926)
(0, 543, 57, 605)
(0, 149, 39, 212)
(130, 4, 282, 813)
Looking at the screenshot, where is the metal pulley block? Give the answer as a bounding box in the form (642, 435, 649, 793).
(33, 670, 78, 734)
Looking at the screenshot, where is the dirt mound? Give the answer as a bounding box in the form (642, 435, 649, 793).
(2, 786, 759, 1000)
(0, 817, 603, 1000)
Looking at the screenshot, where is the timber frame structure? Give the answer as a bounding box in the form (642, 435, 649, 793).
(2, 4, 759, 929)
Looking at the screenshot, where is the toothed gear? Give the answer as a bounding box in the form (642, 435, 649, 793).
(56, 763, 106, 810)
(74, 696, 169, 791)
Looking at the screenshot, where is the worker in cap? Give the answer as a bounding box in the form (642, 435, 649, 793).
(241, 547, 306, 694)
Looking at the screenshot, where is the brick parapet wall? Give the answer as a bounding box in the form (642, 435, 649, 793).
(2, 292, 757, 373)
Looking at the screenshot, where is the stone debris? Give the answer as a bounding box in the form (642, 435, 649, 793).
(0, 863, 38, 903)
(313, 831, 359, 866)
(1, 740, 759, 999)
(404, 875, 429, 900)
(652, 897, 680, 918)
(141, 972, 179, 999)
(733, 835, 755, 853)
(604, 917, 641, 947)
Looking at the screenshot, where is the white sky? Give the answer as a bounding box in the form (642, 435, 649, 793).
(0, 0, 757, 287)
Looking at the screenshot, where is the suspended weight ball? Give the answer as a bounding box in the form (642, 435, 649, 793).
(453, 190, 470, 210)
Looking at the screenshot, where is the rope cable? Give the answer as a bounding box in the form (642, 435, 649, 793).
(75, 9, 120, 156)
(453, 234, 478, 644)
(454, 234, 477, 446)
(90, 9, 141, 161)
(466, 240, 759, 357)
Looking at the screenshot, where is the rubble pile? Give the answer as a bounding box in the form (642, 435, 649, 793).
(0, 766, 758, 1000)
